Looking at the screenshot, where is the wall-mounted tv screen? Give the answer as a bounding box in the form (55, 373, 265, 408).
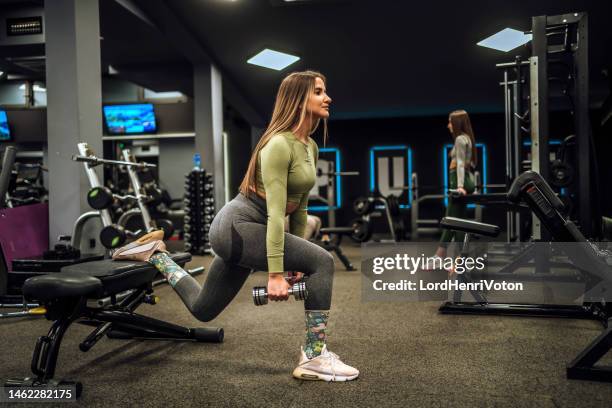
(103, 103, 157, 135)
(0, 110, 11, 141)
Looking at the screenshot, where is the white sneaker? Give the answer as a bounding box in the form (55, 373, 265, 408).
(112, 230, 167, 262)
(292, 345, 359, 382)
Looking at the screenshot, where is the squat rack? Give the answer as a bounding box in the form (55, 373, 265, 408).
(496, 12, 593, 239)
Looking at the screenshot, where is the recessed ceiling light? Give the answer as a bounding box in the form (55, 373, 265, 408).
(247, 48, 300, 71)
(477, 28, 532, 52)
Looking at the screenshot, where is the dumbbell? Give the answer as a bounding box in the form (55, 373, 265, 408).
(87, 186, 114, 210)
(252, 282, 307, 306)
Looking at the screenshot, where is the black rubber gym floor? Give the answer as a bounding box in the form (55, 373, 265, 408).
(1, 243, 612, 407)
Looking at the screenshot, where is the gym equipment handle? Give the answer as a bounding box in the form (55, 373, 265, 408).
(72, 155, 157, 169)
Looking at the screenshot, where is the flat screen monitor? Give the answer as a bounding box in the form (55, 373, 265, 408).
(0, 110, 10, 141)
(103, 104, 157, 135)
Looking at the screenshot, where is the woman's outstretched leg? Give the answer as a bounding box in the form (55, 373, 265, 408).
(149, 252, 190, 287)
(148, 253, 251, 322)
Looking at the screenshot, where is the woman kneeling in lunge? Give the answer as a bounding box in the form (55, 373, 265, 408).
(113, 70, 359, 382)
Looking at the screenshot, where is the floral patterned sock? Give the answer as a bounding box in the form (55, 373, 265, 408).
(304, 311, 329, 359)
(148, 252, 189, 287)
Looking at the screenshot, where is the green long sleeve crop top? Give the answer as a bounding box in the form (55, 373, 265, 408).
(256, 131, 318, 273)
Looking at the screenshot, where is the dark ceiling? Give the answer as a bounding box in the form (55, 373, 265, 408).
(1, 0, 612, 126)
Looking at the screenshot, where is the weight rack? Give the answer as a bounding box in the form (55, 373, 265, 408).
(183, 168, 215, 255)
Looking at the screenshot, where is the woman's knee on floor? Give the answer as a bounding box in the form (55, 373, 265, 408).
(189, 304, 223, 323)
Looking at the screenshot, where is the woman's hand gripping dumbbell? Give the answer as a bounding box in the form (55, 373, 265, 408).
(253, 273, 308, 306)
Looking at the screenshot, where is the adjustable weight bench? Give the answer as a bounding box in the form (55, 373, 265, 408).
(5, 253, 223, 398)
(440, 217, 501, 239)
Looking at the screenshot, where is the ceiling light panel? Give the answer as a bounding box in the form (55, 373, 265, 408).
(247, 48, 300, 71)
(477, 28, 532, 52)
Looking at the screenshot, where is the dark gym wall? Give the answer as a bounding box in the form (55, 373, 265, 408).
(158, 138, 195, 199)
(318, 110, 580, 229)
(148, 102, 194, 134)
(2, 108, 47, 144)
(102, 77, 140, 103)
(224, 108, 252, 195)
(594, 110, 612, 218)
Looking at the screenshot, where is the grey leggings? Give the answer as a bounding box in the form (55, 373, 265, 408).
(174, 193, 335, 322)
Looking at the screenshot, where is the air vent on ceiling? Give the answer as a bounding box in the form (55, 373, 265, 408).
(7, 16, 43, 36)
(0, 7, 45, 46)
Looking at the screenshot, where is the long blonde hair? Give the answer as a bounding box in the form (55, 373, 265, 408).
(449, 109, 478, 168)
(239, 70, 328, 197)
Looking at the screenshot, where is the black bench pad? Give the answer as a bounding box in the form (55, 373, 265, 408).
(23, 252, 191, 301)
(22, 272, 104, 301)
(508, 171, 565, 211)
(440, 217, 500, 237)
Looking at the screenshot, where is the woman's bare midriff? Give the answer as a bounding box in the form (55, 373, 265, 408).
(251, 188, 299, 215)
(449, 159, 471, 170)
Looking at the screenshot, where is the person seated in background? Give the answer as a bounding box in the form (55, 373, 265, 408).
(285, 214, 322, 240)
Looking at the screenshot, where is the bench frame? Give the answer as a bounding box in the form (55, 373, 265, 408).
(5, 258, 223, 397)
(438, 171, 612, 383)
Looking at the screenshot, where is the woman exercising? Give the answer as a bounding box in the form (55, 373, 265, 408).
(113, 70, 359, 382)
(433, 110, 478, 259)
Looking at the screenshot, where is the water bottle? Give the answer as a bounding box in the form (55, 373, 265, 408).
(193, 153, 201, 170)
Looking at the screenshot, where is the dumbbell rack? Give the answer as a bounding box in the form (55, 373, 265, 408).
(183, 168, 215, 255)
(72, 143, 162, 250)
(121, 149, 156, 232)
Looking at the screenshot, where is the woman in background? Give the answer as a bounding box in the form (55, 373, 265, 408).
(433, 110, 478, 259)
